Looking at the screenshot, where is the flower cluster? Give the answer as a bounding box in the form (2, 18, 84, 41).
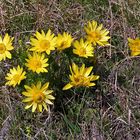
(1, 20, 112, 113)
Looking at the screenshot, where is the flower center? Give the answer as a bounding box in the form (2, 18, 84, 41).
(74, 77, 80, 83)
(40, 40, 50, 51)
(0, 43, 6, 54)
(13, 74, 20, 82)
(33, 92, 45, 103)
(89, 31, 101, 41)
(60, 41, 67, 49)
(80, 48, 86, 56)
(74, 75, 84, 86)
(33, 60, 42, 69)
(134, 41, 140, 48)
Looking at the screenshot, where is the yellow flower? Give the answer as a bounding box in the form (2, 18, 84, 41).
(128, 38, 140, 56)
(84, 20, 110, 46)
(22, 82, 55, 112)
(5, 65, 26, 87)
(30, 30, 56, 55)
(56, 32, 73, 51)
(25, 52, 49, 74)
(63, 63, 99, 90)
(73, 38, 94, 58)
(0, 33, 14, 61)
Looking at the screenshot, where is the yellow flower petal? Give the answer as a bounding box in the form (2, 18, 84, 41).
(85, 67, 93, 77)
(22, 98, 32, 102)
(45, 99, 53, 105)
(63, 83, 73, 90)
(32, 103, 37, 112)
(25, 103, 33, 109)
(43, 102, 48, 111)
(38, 104, 42, 112)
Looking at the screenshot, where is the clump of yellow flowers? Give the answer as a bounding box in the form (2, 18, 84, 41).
(1, 20, 112, 113)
